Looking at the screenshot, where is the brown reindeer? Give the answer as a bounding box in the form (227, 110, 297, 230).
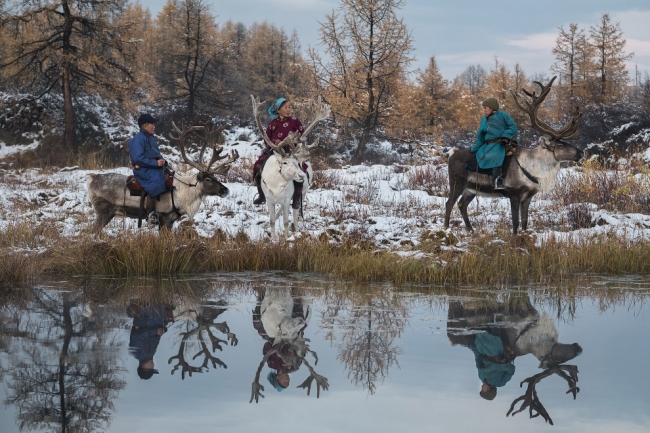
(444, 77, 583, 234)
(87, 121, 238, 231)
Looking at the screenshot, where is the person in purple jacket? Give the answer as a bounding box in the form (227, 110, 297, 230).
(252, 98, 305, 206)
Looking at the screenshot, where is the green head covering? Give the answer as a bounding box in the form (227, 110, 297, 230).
(482, 98, 499, 111)
(480, 386, 497, 400)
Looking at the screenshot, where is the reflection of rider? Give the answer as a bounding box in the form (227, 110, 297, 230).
(252, 289, 309, 391)
(127, 302, 174, 380)
(469, 332, 515, 400)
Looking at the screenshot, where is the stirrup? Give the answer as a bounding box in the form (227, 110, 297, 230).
(494, 176, 505, 190)
(148, 211, 159, 225)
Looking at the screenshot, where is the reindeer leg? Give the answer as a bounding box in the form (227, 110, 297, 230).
(444, 185, 464, 229)
(283, 203, 290, 236)
(268, 202, 277, 237)
(458, 190, 476, 232)
(510, 197, 521, 234)
(520, 195, 534, 231)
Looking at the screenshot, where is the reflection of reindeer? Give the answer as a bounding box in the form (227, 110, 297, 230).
(447, 297, 582, 368)
(168, 300, 238, 380)
(249, 288, 329, 403)
(447, 295, 582, 423)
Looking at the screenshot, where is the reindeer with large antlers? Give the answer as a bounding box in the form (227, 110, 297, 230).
(251, 95, 330, 237)
(87, 120, 238, 231)
(444, 76, 583, 234)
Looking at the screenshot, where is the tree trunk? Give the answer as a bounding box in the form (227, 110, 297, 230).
(62, 67, 76, 152)
(61, 0, 76, 153)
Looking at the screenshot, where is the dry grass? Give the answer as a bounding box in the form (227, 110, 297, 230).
(1, 227, 649, 287)
(549, 159, 650, 214)
(407, 164, 449, 197)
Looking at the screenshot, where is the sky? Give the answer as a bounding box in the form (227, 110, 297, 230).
(137, 0, 650, 81)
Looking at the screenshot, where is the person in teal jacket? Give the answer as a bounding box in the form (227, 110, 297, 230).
(469, 98, 518, 190)
(469, 332, 515, 400)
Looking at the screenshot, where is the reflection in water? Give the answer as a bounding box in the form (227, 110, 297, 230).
(0, 289, 126, 433)
(127, 302, 174, 380)
(321, 290, 407, 394)
(168, 300, 238, 379)
(1, 276, 647, 431)
(447, 294, 583, 424)
(250, 287, 328, 402)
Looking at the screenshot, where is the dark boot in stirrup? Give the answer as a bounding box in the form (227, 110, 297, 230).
(492, 167, 505, 190)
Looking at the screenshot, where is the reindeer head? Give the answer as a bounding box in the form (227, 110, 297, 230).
(511, 77, 584, 163)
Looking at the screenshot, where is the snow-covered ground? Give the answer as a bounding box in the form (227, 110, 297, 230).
(2, 125, 650, 254)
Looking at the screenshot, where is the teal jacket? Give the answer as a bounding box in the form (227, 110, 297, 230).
(470, 111, 518, 169)
(469, 332, 515, 388)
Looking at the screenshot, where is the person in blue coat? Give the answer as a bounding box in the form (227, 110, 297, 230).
(129, 113, 167, 224)
(469, 98, 518, 190)
(127, 302, 173, 380)
(469, 332, 515, 400)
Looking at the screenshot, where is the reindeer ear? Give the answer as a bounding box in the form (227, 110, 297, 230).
(273, 151, 283, 161)
(197, 172, 205, 181)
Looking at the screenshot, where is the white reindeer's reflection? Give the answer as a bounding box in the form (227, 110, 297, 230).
(250, 287, 329, 403)
(447, 295, 582, 425)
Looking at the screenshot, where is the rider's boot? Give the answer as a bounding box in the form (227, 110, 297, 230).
(146, 196, 159, 225)
(253, 184, 266, 205)
(292, 181, 303, 211)
(492, 167, 505, 190)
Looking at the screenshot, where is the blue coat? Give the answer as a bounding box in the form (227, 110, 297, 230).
(129, 130, 166, 197)
(469, 332, 515, 388)
(470, 111, 518, 169)
(128, 305, 166, 364)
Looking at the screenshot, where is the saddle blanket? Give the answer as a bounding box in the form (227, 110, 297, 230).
(126, 168, 175, 196)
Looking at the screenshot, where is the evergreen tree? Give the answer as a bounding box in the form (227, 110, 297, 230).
(589, 13, 633, 103)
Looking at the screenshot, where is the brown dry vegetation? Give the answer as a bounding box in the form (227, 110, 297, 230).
(1, 227, 650, 288)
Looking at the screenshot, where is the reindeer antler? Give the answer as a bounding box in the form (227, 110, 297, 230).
(507, 364, 580, 425)
(169, 120, 239, 175)
(510, 76, 581, 141)
(299, 96, 330, 148)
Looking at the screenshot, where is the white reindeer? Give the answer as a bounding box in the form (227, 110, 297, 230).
(251, 95, 329, 237)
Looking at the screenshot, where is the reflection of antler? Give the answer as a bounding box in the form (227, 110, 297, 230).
(507, 364, 580, 425)
(168, 318, 237, 380)
(250, 346, 278, 403)
(296, 357, 329, 398)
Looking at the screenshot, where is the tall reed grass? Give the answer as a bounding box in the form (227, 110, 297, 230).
(1, 229, 649, 287)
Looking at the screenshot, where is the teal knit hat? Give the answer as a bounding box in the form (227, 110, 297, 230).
(482, 98, 499, 111)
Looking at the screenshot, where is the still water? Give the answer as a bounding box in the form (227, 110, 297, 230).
(0, 273, 648, 433)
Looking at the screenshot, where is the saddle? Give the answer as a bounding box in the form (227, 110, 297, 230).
(126, 168, 175, 197)
(465, 153, 514, 177)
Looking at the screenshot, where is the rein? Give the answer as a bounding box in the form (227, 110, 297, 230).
(514, 155, 540, 185)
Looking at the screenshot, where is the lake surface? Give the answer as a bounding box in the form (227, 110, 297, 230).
(0, 273, 648, 433)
